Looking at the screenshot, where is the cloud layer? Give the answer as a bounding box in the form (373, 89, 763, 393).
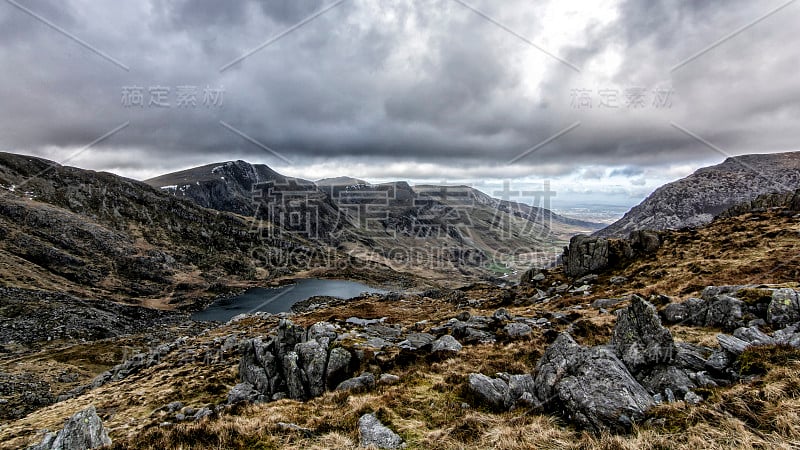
(1, 0, 798, 205)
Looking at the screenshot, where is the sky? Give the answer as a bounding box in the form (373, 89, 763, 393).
(1, 0, 799, 210)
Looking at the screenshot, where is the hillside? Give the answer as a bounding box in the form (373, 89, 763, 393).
(596, 152, 800, 237)
(2, 188, 800, 449)
(0, 153, 409, 309)
(147, 161, 602, 284)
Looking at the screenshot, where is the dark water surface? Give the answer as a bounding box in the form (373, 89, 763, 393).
(191, 279, 386, 322)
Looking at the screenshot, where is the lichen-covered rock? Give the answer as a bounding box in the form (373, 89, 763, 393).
(767, 288, 800, 327)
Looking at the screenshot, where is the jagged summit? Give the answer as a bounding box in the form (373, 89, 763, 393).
(596, 151, 800, 237)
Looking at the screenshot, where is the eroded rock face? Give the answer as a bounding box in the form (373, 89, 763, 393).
(562, 235, 635, 278)
(28, 405, 111, 450)
(533, 333, 653, 433)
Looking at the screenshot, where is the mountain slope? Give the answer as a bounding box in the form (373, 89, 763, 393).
(147, 161, 603, 283)
(596, 152, 800, 237)
(0, 153, 323, 308)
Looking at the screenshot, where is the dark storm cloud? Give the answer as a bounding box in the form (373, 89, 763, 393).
(0, 0, 798, 182)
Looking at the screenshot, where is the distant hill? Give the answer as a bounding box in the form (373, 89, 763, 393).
(315, 176, 369, 186)
(596, 152, 800, 237)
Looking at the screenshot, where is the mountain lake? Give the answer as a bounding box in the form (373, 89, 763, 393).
(191, 278, 387, 322)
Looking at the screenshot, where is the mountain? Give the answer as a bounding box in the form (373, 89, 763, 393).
(4, 191, 800, 449)
(596, 152, 800, 237)
(0, 153, 409, 309)
(146, 161, 603, 283)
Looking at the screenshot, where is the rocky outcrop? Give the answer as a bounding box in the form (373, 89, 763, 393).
(661, 285, 800, 330)
(533, 333, 653, 433)
(28, 405, 111, 450)
(561, 233, 659, 278)
(466, 296, 751, 433)
(233, 319, 357, 403)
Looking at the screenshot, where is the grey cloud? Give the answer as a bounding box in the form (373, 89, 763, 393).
(0, 0, 798, 187)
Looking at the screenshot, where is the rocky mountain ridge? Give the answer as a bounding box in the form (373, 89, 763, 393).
(146, 160, 602, 282)
(596, 151, 800, 237)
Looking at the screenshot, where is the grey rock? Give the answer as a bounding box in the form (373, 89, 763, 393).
(675, 342, 713, 372)
(503, 323, 532, 339)
(346, 317, 387, 326)
(358, 413, 405, 449)
(467, 373, 510, 411)
(335, 372, 376, 393)
(534, 333, 653, 433)
(592, 298, 623, 309)
(431, 335, 462, 353)
(706, 295, 745, 329)
(296, 340, 329, 398)
(665, 388, 675, 403)
(282, 351, 306, 400)
(397, 333, 435, 351)
(684, 391, 703, 405)
(683, 298, 709, 326)
(166, 401, 183, 413)
(175, 413, 186, 422)
(690, 371, 719, 388)
(227, 383, 261, 405)
(773, 325, 798, 344)
(563, 234, 633, 278)
(28, 405, 111, 450)
(767, 288, 800, 327)
(610, 296, 676, 375)
(733, 326, 774, 346)
(492, 308, 513, 322)
(609, 276, 628, 285)
(325, 347, 353, 390)
(193, 407, 213, 421)
(455, 311, 471, 321)
(662, 303, 688, 323)
(378, 374, 400, 385)
(705, 350, 732, 372)
(507, 374, 536, 404)
(640, 366, 695, 397)
(306, 322, 338, 344)
(717, 334, 749, 355)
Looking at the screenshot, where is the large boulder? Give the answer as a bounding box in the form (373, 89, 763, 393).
(28, 406, 111, 450)
(610, 296, 676, 376)
(533, 333, 654, 433)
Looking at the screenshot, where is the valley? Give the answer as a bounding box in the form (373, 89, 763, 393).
(0, 152, 799, 449)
